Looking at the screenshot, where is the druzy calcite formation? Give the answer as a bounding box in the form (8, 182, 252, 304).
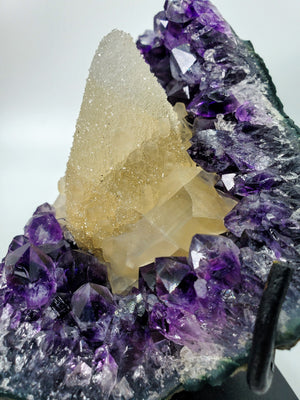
(60, 30, 235, 292)
(0, 1, 300, 400)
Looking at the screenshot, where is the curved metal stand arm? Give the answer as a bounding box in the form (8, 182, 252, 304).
(247, 262, 293, 394)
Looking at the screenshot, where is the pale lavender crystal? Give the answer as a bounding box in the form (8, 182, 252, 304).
(137, 29, 161, 54)
(65, 361, 92, 387)
(235, 102, 256, 122)
(171, 45, 202, 74)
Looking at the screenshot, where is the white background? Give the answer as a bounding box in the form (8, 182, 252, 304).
(0, 0, 299, 396)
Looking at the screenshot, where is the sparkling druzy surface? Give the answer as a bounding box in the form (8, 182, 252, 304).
(59, 30, 235, 292)
(0, 1, 300, 400)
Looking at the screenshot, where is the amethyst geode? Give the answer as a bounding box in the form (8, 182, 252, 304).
(137, 0, 300, 344)
(1, 1, 300, 399)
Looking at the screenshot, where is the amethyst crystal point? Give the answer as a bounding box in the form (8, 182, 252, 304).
(33, 202, 56, 216)
(4, 243, 56, 309)
(24, 204, 63, 246)
(56, 249, 110, 293)
(149, 301, 205, 350)
(93, 345, 118, 397)
(187, 92, 238, 118)
(188, 128, 235, 173)
(155, 258, 198, 312)
(164, 0, 197, 23)
(6, 234, 29, 255)
(156, 257, 194, 296)
(143, 253, 241, 352)
(170, 44, 198, 82)
(224, 191, 299, 260)
(189, 234, 241, 287)
(139, 262, 157, 294)
(232, 170, 282, 197)
(71, 283, 115, 342)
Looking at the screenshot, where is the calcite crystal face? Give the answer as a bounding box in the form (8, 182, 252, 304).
(61, 30, 235, 292)
(0, 1, 300, 400)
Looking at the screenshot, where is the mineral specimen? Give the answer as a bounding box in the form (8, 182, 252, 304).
(0, 1, 300, 400)
(59, 30, 235, 292)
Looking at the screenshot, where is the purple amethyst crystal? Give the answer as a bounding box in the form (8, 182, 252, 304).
(6, 234, 29, 255)
(232, 170, 282, 197)
(71, 283, 115, 342)
(93, 345, 118, 396)
(139, 262, 156, 294)
(164, 0, 197, 23)
(4, 243, 56, 308)
(188, 128, 235, 173)
(24, 203, 63, 246)
(155, 257, 197, 305)
(189, 234, 241, 287)
(138, 239, 253, 353)
(187, 91, 238, 118)
(33, 202, 56, 215)
(224, 191, 300, 260)
(56, 249, 110, 293)
(149, 302, 206, 350)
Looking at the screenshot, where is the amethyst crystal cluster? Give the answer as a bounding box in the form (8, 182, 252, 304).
(0, 204, 268, 399)
(137, 0, 300, 342)
(1, 0, 300, 399)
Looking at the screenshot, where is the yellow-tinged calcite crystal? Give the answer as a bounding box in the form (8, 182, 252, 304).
(59, 30, 236, 292)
